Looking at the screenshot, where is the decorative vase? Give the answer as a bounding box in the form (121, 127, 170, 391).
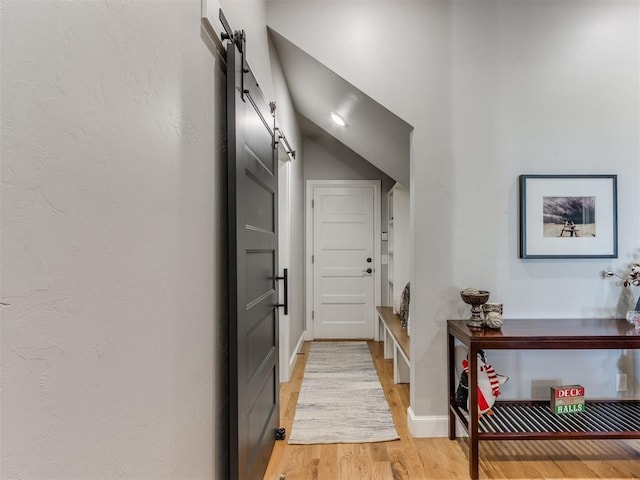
(460, 290, 490, 328)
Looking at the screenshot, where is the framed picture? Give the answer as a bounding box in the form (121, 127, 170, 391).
(519, 174, 618, 259)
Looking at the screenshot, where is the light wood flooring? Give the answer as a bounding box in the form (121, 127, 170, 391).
(264, 340, 640, 480)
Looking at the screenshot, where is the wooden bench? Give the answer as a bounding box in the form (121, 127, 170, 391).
(376, 306, 410, 384)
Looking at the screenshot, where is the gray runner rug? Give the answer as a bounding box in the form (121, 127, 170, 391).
(288, 341, 400, 444)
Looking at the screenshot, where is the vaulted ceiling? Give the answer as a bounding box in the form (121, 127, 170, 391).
(268, 28, 412, 186)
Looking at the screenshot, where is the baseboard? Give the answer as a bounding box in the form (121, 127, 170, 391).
(289, 330, 306, 373)
(406, 407, 449, 438)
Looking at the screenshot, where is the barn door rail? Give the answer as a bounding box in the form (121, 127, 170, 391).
(219, 8, 248, 102)
(275, 127, 296, 161)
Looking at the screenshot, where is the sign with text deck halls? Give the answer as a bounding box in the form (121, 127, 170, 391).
(550, 385, 585, 414)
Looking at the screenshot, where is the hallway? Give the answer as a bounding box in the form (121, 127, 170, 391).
(4, 2, 640, 478)
(264, 341, 640, 480)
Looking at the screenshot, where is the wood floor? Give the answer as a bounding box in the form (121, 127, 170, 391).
(264, 341, 640, 480)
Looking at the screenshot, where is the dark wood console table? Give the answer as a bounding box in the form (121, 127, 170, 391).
(447, 318, 640, 480)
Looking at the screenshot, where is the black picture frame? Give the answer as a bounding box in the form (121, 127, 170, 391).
(519, 174, 618, 259)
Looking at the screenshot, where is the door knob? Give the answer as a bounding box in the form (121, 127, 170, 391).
(363, 268, 373, 274)
(366, 257, 372, 263)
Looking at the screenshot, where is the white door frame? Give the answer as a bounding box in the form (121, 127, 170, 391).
(278, 150, 292, 382)
(305, 179, 381, 341)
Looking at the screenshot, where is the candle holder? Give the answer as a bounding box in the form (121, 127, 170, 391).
(460, 290, 490, 328)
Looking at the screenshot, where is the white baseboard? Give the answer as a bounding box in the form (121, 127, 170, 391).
(406, 407, 449, 438)
(289, 330, 306, 373)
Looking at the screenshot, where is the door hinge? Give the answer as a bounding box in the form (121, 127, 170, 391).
(312, 311, 315, 320)
(311, 199, 314, 208)
(312, 255, 314, 264)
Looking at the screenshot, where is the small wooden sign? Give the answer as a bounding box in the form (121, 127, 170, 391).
(550, 385, 585, 414)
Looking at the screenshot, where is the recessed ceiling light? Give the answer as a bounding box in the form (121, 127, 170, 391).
(330, 112, 346, 127)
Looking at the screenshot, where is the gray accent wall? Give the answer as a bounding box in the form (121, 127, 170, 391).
(303, 133, 397, 304)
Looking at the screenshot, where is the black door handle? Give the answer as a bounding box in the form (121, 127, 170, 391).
(366, 268, 372, 274)
(366, 257, 372, 263)
(275, 268, 288, 315)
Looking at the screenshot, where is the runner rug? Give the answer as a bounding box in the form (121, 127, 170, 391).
(288, 341, 400, 444)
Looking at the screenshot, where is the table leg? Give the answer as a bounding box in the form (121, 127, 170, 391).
(468, 345, 479, 480)
(447, 329, 456, 439)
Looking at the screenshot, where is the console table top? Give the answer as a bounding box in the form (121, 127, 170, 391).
(447, 318, 640, 349)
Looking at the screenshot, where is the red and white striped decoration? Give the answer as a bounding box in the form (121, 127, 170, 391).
(483, 363, 501, 397)
(462, 355, 504, 415)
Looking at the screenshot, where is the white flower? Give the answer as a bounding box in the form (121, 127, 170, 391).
(604, 260, 640, 287)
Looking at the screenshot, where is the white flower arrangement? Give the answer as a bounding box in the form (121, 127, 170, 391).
(604, 262, 640, 287)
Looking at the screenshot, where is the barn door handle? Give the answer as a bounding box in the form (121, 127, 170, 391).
(275, 268, 288, 315)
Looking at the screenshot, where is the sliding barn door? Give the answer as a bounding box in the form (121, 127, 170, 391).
(227, 36, 280, 480)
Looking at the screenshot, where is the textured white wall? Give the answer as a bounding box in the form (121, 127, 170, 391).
(267, 0, 640, 419)
(1, 1, 228, 477)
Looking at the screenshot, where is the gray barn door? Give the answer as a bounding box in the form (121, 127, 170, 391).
(226, 31, 280, 480)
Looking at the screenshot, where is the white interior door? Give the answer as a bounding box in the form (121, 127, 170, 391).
(312, 184, 377, 339)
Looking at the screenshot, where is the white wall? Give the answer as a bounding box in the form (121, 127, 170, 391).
(445, 1, 640, 402)
(268, 0, 640, 427)
(2, 1, 226, 478)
